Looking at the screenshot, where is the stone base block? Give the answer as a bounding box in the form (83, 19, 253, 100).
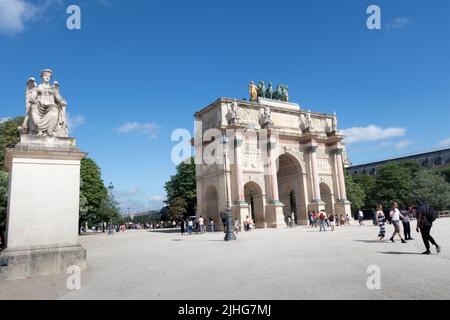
(265, 203, 286, 228)
(334, 200, 353, 220)
(0, 244, 86, 281)
(232, 203, 250, 230)
(308, 201, 326, 213)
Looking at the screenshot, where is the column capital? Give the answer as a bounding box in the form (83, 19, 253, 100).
(334, 147, 343, 155)
(235, 137, 244, 147)
(307, 145, 318, 153)
(267, 141, 277, 151)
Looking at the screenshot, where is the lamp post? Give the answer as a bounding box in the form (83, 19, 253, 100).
(223, 134, 236, 241)
(108, 182, 114, 235)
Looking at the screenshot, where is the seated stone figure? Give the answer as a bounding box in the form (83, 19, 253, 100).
(21, 69, 68, 137)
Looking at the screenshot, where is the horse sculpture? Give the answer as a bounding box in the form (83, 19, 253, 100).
(251, 80, 289, 102)
(257, 80, 266, 98)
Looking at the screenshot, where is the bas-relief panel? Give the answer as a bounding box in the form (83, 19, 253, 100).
(243, 138, 261, 170)
(317, 158, 332, 174)
(310, 117, 331, 134)
(202, 109, 220, 131)
(239, 108, 261, 127)
(272, 112, 300, 129)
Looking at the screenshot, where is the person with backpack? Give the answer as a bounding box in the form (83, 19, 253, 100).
(319, 210, 327, 232)
(416, 201, 441, 255)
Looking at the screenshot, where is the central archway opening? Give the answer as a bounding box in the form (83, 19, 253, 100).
(319, 182, 333, 215)
(244, 182, 265, 228)
(277, 153, 306, 225)
(205, 185, 219, 229)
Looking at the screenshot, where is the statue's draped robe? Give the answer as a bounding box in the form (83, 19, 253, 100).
(27, 84, 67, 137)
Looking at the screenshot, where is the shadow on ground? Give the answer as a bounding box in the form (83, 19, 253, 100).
(378, 251, 422, 255)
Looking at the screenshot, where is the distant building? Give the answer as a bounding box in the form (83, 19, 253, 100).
(348, 148, 450, 176)
(122, 210, 160, 219)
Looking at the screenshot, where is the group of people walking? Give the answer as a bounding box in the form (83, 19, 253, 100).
(376, 201, 441, 255)
(180, 216, 215, 235)
(308, 211, 350, 231)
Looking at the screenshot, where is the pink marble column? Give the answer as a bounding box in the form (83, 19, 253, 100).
(309, 145, 321, 201)
(269, 137, 279, 202)
(234, 133, 245, 203)
(335, 148, 347, 200)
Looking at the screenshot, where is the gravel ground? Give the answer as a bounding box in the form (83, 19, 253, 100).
(1, 219, 449, 300)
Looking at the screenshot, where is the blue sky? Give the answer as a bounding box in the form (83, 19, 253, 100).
(1, 0, 450, 212)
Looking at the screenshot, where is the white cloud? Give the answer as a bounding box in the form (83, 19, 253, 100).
(341, 125, 406, 144)
(148, 195, 165, 209)
(0, 0, 61, 35)
(395, 140, 414, 150)
(115, 121, 160, 139)
(386, 17, 409, 31)
(438, 137, 450, 148)
(0, 0, 38, 34)
(67, 114, 85, 132)
(149, 195, 163, 202)
(0, 117, 10, 123)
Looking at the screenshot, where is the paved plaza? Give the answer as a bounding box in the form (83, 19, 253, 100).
(1, 219, 449, 300)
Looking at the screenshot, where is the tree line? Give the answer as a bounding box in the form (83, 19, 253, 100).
(345, 160, 450, 213)
(163, 157, 450, 221)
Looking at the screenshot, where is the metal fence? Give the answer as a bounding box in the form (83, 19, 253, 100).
(438, 211, 450, 218)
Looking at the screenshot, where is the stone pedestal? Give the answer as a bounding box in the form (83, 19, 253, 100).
(232, 203, 250, 232)
(0, 135, 87, 280)
(309, 201, 326, 213)
(265, 203, 286, 228)
(334, 200, 352, 220)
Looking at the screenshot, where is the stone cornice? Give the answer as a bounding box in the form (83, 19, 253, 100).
(4, 148, 87, 172)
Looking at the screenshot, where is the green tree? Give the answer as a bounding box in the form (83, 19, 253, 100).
(79, 158, 108, 226)
(436, 167, 450, 183)
(97, 190, 121, 225)
(164, 157, 196, 217)
(345, 175, 366, 212)
(374, 161, 419, 209)
(0, 117, 23, 224)
(0, 117, 23, 168)
(412, 169, 450, 210)
(351, 173, 376, 209)
(0, 171, 8, 223)
(168, 197, 187, 221)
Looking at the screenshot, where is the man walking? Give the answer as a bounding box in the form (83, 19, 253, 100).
(416, 202, 441, 255)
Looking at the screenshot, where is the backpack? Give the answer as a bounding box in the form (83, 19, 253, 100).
(426, 207, 437, 223)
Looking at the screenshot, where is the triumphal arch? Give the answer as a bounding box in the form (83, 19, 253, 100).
(194, 82, 351, 230)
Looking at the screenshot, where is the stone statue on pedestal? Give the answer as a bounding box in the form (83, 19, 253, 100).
(21, 69, 68, 137)
(228, 99, 242, 125)
(0, 69, 86, 281)
(332, 111, 338, 132)
(261, 105, 274, 128)
(305, 110, 312, 130)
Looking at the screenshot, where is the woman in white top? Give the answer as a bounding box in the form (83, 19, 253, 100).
(389, 202, 407, 243)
